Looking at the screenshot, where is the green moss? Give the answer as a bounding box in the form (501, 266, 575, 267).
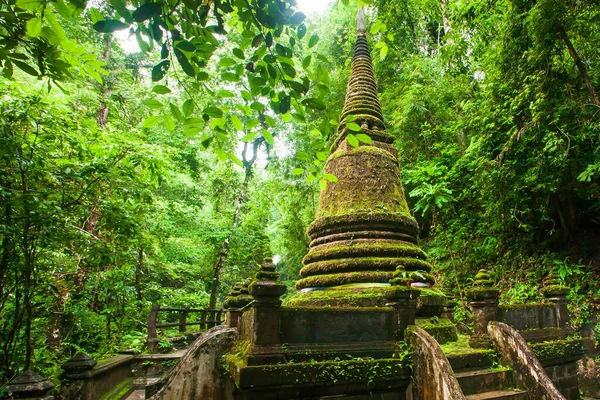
(416, 317, 458, 344)
(285, 286, 410, 307)
(300, 257, 432, 277)
(307, 213, 419, 239)
(222, 339, 251, 372)
(530, 339, 584, 361)
(241, 357, 411, 387)
(498, 303, 548, 311)
(296, 271, 393, 289)
(441, 334, 492, 356)
(305, 242, 427, 263)
(99, 377, 133, 400)
(540, 285, 570, 297)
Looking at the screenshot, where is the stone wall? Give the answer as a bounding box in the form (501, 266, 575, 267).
(498, 303, 559, 331)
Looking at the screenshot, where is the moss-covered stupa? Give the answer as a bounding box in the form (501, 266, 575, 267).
(294, 9, 435, 302)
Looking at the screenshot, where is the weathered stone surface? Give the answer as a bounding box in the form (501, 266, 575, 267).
(62, 352, 97, 372)
(148, 326, 237, 400)
(232, 357, 412, 400)
(415, 317, 458, 344)
(280, 306, 395, 343)
(498, 303, 564, 331)
(408, 326, 466, 400)
(3, 370, 54, 399)
(60, 355, 135, 400)
(467, 269, 499, 349)
(487, 321, 566, 399)
(455, 368, 513, 396)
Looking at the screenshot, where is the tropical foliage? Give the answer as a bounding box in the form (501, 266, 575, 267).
(0, 0, 598, 385)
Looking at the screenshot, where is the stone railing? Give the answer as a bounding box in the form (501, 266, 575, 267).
(59, 352, 136, 400)
(147, 305, 224, 352)
(407, 326, 465, 400)
(488, 322, 566, 400)
(465, 268, 583, 399)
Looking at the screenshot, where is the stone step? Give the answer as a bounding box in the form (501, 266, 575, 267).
(456, 368, 512, 395)
(446, 350, 495, 372)
(124, 389, 145, 400)
(465, 389, 528, 400)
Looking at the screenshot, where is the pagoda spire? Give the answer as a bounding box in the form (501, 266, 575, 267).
(339, 7, 384, 127)
(294, 9, 435, 295)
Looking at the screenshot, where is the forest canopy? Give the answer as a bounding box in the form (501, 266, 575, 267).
(0, 0, 599, 385)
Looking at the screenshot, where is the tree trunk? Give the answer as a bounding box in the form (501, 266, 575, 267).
(136, 246, 144, 310)
(208, 141, 260, 309)
(97, 34, 113, 128)
(208, 166, 252, 309)
(556, 20, 600, 107)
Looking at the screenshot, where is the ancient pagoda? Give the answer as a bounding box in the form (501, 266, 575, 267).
(291, 9, 441, 315)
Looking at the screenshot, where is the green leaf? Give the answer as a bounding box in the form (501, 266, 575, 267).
(345, 114, 356, 122)
(290, 12, 306, 25)
(228, 153, 243, 167)
(174, 49, 195, 77)
(297, 152, 310, 161)
(316, 151, 328, 161)
(203, 106, 223, 118)
(292, 168, 304, 175)
(12, 60, 38, 76)
(217, 89, 235, 98)
(219, 57, 237, 68)
(151, 60, 170, 81)
(132, 2, 162, 22)
(281, 63, 296, 78)
(347, 133, 359, 147)
(93, 20, 129, 33)
(346, 122, 361, 132)
(89, 8, 104, 23)
(176, 40, 196, 52)
(308, 34, 319, 48)
(297, 24, 307, 40)
(302, 55, 311, 69)
(323, 173, 338, 183)
(262, 129, 274, 146)
(232, 48, 245, 59)
(170, 103, 183, 121)
(265, 115, 276, 127)
(26, 17, 42, 37)
(222, 72, 240, 82)
(144, 99, 163, 109)
(380, 43, 389, 59)
(216, 148, 227, 162)
(15, 0, 41, 11)
(142, 115, 161, 128)
(319, 179, 327, 191)
(302, 98, 326, 111)
(356, 134, 372, 144)
(231, 115, 243, 131)
(109, 0, 132, 23)
(242, 131, 257, 142)
(152, 85, 171, 94)
(182, 99, 194, 117)
(163, 114, 175, 131)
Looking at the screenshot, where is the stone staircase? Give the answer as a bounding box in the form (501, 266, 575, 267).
(445, 339, 528, 399)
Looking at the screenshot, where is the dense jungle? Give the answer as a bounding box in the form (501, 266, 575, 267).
(0, 0, 599, 388)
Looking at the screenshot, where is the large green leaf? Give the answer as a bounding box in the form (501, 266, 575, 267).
(151, 60, 170, 82)
(132, 3, 162, 22)
(93, 20, 129, 33)
(203, 106, 223, 118)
